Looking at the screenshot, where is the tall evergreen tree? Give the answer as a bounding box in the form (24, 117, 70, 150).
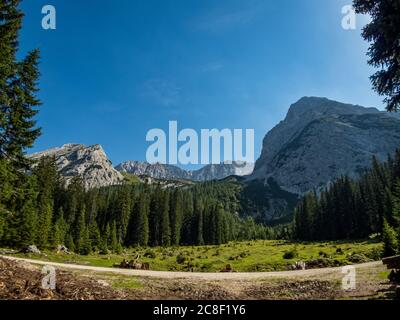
(353, 0, 400, 112)
(170, 190, 183, 246)
(382, 219, 398, 257)
(160, 191, 171, 246)
(0, 0, 41, 168)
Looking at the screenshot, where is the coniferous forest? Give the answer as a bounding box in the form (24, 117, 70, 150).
(1, 0, 400, 259)
(293, 152, 400, 256)
(1, 157, 274, 253)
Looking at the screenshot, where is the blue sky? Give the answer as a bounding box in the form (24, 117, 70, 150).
(20, 0, 382, 168)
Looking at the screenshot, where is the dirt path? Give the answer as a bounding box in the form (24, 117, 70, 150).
(0, 255, 382, 280)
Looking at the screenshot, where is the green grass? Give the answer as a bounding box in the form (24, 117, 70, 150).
(5, 240, 383, 273)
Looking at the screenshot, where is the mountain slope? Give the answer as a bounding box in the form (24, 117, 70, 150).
(250, 97, 400, 193)
(29, 144, 124, 189)
(243, 97, 400, 222)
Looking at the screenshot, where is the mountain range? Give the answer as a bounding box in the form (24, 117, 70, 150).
(29, 97, 400, 222)
(116, 161, 254, 182)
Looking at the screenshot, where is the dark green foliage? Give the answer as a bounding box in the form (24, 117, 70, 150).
(0, 3, 276, 251)
(79, 226, 92, 256)
(353, 0, 400, 112)
(176, 252, 186, 264)
(283, 247, 298, 260)
(294, 150, 400, 244)
(0, 1, 41, 169)
(382, 219, 398, 257)
(160, 191, 171, 246)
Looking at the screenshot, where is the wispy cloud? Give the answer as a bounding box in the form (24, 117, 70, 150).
(138, 79, 181, 107)
(191, 4, 265, 33)
(199, 62, 224, 73)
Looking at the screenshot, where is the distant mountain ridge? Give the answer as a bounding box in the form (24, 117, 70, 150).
(29, 144, 254, 189)
(115, 161, 255, 182)
(28, 97, 400, 225)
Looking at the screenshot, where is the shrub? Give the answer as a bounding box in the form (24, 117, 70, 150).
(347, 253, 371, 264)
(319, 251, 329, 258)
(336, 248, 343, 254)
(283, 247, 299, 260)
(176, 252, 186, 264)
(144, 249, 156, 259)
(366, 247, 383, 261)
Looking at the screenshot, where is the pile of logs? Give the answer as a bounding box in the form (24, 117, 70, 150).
(382, 255, 400, 300)
(113, 255, 150, 270)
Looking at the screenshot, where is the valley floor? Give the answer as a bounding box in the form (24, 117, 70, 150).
(0, 256, 395, 300)
(1, 240, 396, 300)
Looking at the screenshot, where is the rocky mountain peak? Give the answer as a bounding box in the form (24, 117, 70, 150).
(29, 143, 123, 190)
(286, 97, 379, 121)
(251, 97, 400, 196)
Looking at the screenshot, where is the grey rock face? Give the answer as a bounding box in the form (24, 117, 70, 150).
(29, 144, 124, 189)
(193, 161, 254, 181)
(250, 97, 400, 195)
(116, 161, 254, 181)
(116, 161, 192, 180)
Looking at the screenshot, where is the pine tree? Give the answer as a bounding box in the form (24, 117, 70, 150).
(195, 199, 204, 245)
(110, 221, 122, 253)
(353, 0, 400, 112)
(53, 210, 68, 246)
(160, 191, 171, 246)
(382, 219, 398, 257)
(88, 220, 101, 251)
(170, 190, 183, 246)
(79, 226, 92, 255)
(99, 223, 110, 254)
(74, 205, 86, 253)
(18, 195, 38, 248)
(149, 188, 162, 247)
(133, 194, 149, 246)
(34, 157, 58, 248)
(0, 1, 41, 168)
(391, 179, 400, 227)
(65, 233, 75, 252)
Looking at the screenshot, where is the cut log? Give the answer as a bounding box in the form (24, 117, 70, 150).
(382, 256, 400, 269)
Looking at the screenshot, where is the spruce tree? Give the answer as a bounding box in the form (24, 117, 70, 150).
(382, 219, 398, 257)
(74, 205, 86, 253)
(353, 0, 400, 112)
(195, 199, 204, 245)
(160, 191, 171, 246)
(0, 0, 41, 168)
(134, 194, 149, 246)
(88, 220, 101, 251)
(170, 190, 183, 246)
(79, 227, 92, 255)
(110, 221, 122, 253)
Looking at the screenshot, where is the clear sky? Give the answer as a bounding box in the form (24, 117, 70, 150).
(20, 0, 382, 168)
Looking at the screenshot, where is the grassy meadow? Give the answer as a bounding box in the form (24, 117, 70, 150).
(5, 240, 383, 273)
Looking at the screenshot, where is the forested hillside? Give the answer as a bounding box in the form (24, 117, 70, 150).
(293, 150, 400, 256)
(0, 157, 274, 253)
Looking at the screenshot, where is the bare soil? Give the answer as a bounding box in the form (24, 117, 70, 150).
(0, 257, 395, 300)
